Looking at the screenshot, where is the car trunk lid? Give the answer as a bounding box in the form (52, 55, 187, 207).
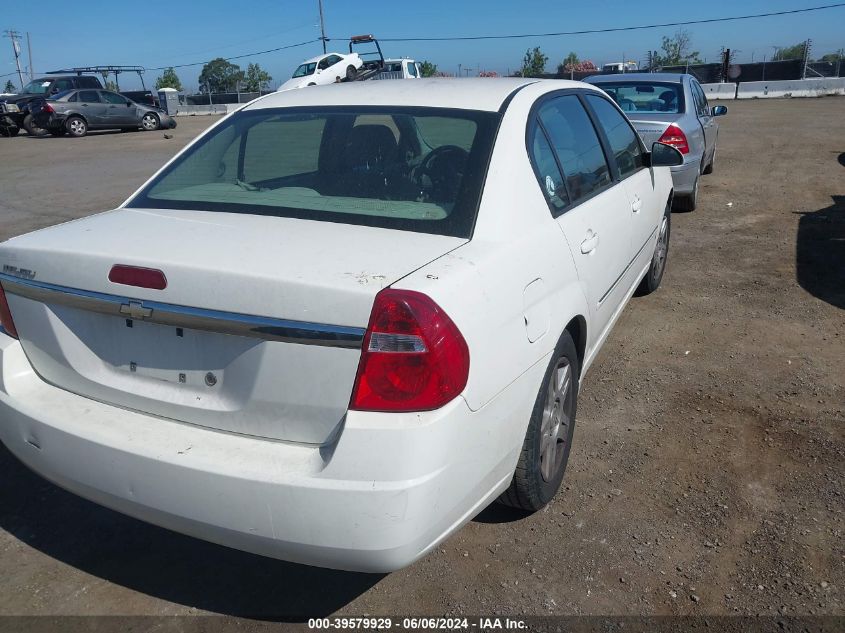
(0, 208, 465, 444)
(627, 114, 682, 147)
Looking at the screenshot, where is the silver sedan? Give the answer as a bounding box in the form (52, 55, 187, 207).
(585, 73, 727, 211)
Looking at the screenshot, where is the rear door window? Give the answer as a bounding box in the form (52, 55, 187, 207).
(538, 95, 611, 203)
(528, 123, 569, 213)
(585, 94, 644, 179)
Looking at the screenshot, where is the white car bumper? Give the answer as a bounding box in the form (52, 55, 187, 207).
(0, 332, 543, 572)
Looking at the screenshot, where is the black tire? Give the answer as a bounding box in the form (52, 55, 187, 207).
(673, 175, 698, 212)
(636, 203, 671, 296)
(23, 113, 48, 137)
(65, 116, 88, 138)
(346, 65, 357, 81)
(140, 112, 160, 131)
(499, 331, 579, 511)
(0, 116, 19, 137)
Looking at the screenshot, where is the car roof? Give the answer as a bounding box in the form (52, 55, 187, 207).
(249, 78, 592, 112)
(298, 53, 344, 64)
(585, 73, 686, 83)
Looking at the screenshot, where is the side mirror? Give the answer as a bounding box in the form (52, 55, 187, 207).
(711, 105, 728, 116)
(126, 101, 132, 107)
(649, 142, 684, 167)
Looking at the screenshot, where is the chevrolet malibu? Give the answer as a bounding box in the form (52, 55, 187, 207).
(0, 79, 682, 572)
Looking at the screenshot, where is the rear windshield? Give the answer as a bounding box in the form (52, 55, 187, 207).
(127, 106, 499, 238)
(594, 83, 683, 114)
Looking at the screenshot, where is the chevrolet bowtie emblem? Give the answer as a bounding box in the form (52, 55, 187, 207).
(119, 301, 153, 320)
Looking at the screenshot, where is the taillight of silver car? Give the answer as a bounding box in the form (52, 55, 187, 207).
(658, 124, 689, 155)
(350, 288, 469, 412)
(0, 282, 18, 339)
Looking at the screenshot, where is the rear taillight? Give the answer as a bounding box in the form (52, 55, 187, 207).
(0, 282, 18, 339)
(42, 103, 54, 114)
(108, 265, 167, 290)
(350, 289, 469, 412)
(657, 124, 689, 154)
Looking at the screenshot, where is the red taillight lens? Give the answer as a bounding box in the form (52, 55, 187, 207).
(42, 103, 54, 114)
(657, 124, 689, 154)
(108, 265, 167, 290)
(0, 282, 18, 339)
(350, 289, 469, 412)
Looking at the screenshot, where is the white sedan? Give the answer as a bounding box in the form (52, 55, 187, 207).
(0, 79, 682, 572)
(278, 52, 364, 91)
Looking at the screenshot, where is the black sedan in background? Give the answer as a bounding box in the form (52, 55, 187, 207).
(31, 89, 176, 137)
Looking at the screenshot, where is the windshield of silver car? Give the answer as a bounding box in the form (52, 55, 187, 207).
(127, 106, 500, 238)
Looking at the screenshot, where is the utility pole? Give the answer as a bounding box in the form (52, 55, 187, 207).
(3, 29, 25, 89)
(26, 31, 33, 79)
(802, 38, 812, 79)
(317, 0, 327, 54)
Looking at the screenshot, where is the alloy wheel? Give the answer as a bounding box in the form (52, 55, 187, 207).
(539, 358, 572, 482)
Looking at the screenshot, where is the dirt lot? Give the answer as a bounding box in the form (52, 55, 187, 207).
(0, 100, 842, 621)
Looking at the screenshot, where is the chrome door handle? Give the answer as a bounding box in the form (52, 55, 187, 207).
(631, 197, 643, 213)
(580, 231, 599, 254)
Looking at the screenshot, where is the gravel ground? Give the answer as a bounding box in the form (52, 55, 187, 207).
(0, 99, 842, 622)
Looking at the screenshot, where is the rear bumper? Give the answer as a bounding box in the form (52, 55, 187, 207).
(0, 332, 540, 572)
(669, 157, 701, 195)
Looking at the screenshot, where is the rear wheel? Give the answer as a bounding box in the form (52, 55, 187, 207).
(346, 65, 357, 81)
(499, 331, 579, 511)
(673, 175, 698, 212)
(65, 116, 88, 138)
(23, 113, 48, 137)
(636, 204, 671, 296)
(141, 112, 159, 131)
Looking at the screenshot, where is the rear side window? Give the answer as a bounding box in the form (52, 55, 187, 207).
(539, 96, 611, 202)
(585, 95, 644, 179)
(128, 107, 499, 238)
(78, 76, 101, 89)
(528, 124, 569, 212)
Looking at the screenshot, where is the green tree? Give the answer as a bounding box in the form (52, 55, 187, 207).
(419, 60, 438, 77)
(819, 51, 843, 62)
(557, 51, 580, 74)
(654, 29, 702, 66)
(198, 58, 244, 94)
(520, 47, 548, 77)
(155, 67, 183, 91)
(243, 63, 272, 92)
(3, 80, 16, 93)
(773, 43, 807, 61)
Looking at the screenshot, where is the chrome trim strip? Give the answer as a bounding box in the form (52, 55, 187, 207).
(598, 227, 657, 306)
(0, 273, 365, 349)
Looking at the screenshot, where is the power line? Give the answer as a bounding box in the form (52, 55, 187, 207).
(371, 3, 845, 42)
(146, 38, 320, 72)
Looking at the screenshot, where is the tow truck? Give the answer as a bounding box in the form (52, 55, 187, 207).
(346, 35, 421, 81)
